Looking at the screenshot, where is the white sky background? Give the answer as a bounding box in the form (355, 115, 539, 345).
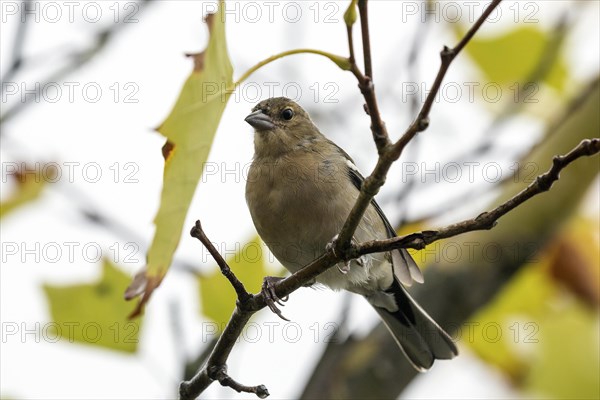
(1, 1, 599, 399)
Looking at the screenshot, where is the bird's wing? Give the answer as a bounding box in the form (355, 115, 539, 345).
(328, 139, 423, 286)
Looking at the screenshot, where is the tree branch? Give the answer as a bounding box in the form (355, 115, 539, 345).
(299, 75, 600, 398)
(347, 64, 389, 153)
(180, 137, 598, 399)
(0, 0, 153, 125)
(336, 0, 503, 252)
(395, 0, 502, 154)
(0, 0, 31, 89)
(352, 138, 600, 257)
(357, 0, 373, 79)
(181, 362, 269, 400)
(190, 221, 251, 302)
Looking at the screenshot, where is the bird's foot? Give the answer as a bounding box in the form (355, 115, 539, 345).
(325, 234, 340, 258)
(327, 235, 368, 274)
(356, 254, 369, 268)
(303, 278, 316, 288)
(261, 276, 290, 321)
(337, 260, 351, 274)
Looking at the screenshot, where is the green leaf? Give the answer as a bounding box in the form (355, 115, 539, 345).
(328, 54, 352, 71)
(198, 236, 267, 328)
(129, 1, 234, 316)
(457, 25, 568, 93)
(0, 163, 56, 219)
(43, 259, 142, 353)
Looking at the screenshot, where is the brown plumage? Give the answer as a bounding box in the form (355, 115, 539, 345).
(245, 97, 457, 370)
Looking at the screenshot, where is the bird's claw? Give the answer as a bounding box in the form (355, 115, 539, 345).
(325, 234, 340, 258)
(337, 260, 351, 274)
(327, 235, 368, 274)
(261, 276, 290, 321)
(356, 255, 369, 267)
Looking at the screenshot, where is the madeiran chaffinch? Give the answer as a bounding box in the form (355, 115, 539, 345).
(244, 97, 457, 370)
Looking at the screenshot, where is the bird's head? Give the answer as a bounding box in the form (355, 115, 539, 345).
(245, 97, 320, 158)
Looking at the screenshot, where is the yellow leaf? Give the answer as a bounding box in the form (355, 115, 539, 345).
(467, 215, 600, 396)
(466, 260, 556, 379)
(128, 1, 234, 316)
(525, 306, 600, 399)
(198, 236, 267, 329)
(43, 259, 142, 353)
(0, 163, 56, 218)
(456, 25, 568, 93)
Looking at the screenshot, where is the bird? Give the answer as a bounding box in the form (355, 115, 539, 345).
(244, 97, 458, 370)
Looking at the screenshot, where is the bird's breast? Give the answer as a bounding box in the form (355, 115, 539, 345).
(246, 155, 351, 271)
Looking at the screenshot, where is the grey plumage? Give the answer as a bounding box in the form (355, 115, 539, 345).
(245, 97, 457, 370)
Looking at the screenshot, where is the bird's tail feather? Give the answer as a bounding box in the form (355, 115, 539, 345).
(371, 279, 458, 371)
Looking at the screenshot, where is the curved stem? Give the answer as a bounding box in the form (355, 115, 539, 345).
(234, 49, 349, 87)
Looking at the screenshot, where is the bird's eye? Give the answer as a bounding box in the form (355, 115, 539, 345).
(281, 108, 294, 120)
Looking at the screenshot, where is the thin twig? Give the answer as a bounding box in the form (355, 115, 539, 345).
(212, 365, 270, 399)
(182, 2, 504, 398)
(393, 10, 573, 225)
(344, 0, 390, 153)
(358, 0, 373, 79)
(353, 139, 600, 256)
(0, 0, 30, 89)
(399, 0, 503, 148)
(346, 24, 356, 65)
(180, 362, 269, 400)
(190, 221, 251, 302)
(0, 0, 153, 125)
(349, 65, 391, 153)
(336, 0, 503, 252)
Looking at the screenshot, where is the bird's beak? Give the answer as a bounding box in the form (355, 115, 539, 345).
(245, 110, 275, 131)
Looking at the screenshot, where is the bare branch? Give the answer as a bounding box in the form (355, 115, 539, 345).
(336, 0, 503, 253)
(190, 221, 251, 302)
(211, 365, 269, 399)
(346, 25, 356, 66)
(0, 0, 31, 88)
(346, 2, 390, 153)
(180, 369, 212, 400)
(352, 139, 600, 257)
(180, 365, 269, 400)
(299, 74, 600, 398)
(395, 0, 503, 153)
(180, 307, 256, 398)
(393, 11, 573, 225)
(357, 0, 373, 79)
(0, 0, 153, 125)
